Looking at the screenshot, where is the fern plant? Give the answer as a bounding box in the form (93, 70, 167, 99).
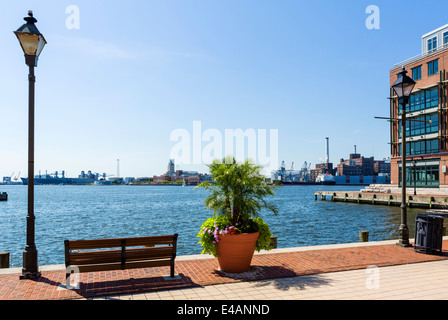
(196, 157, 278, 256)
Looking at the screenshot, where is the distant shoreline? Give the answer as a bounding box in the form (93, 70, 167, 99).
(2, 183, 371, 187)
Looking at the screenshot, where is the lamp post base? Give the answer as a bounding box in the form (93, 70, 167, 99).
(20, 247, 40, 280)
(20, 271, 41, 280)
(396, 240, 412, 247)
(396, 225, 412, 247)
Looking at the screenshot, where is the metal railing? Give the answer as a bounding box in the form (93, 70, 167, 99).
(392, 43, 448, 71)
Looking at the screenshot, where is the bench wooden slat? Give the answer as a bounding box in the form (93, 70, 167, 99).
(125, 248, 174, 261)
(69, 257, 122, 266)
(67, 240, 122, 250)
(68, 249, 121, 260)
(67, 235, 177, 250)
(75, 259, 172, 274)
(125, 236, 177, 246)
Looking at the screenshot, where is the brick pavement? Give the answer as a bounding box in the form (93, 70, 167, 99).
(0, 240, 447, 300)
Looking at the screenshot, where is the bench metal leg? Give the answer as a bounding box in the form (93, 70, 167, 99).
(163, 260, 180, 280)
(170, 260, 175, 278)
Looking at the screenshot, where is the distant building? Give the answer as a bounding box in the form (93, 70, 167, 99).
(124, 177, 135, 184)
(135, 177, 152, 182)
(389, 23, 448, 188)
(107, 177, 124, 184)
(78, 170, 107, 181)
(199, 173, 213, 183)
(167, 159, 175, 175)
(310, 163, 335, 181)
(129, 177, 152, 184)
(153, 160, 212, 185)
(337, 153, 374, 176)
(332, 147, 390, 184)
(374, 158, 391, 176)
(335, 144, 390, 177)
(153, 174, 173, 184)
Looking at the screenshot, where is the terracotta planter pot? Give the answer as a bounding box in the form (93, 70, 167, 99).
(216, 231, 260, 273)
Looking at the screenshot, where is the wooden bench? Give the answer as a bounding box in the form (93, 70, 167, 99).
(64, 234, 178, 284)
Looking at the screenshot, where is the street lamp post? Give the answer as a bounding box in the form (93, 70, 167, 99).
(14, 11, 47, 279)
(413, 160, 417, 196)
(392, 66, 416, 247)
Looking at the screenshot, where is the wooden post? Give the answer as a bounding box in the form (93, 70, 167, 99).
(359, 231, 369, 242)
(0, 252, 10, 268)
(269, 235, 277, 249)
(429, 197, 435, 209)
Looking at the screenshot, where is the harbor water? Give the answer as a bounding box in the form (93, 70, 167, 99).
(0, 185, 426, 268)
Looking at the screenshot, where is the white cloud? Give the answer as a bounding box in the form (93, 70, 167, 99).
(52, 37, 139, 60)
(51, 36, 214, 63)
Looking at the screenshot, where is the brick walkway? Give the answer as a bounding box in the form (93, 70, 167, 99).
(1, 240, 447, 300)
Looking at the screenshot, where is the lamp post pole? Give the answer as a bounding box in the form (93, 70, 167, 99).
(392, 66, 415, 248)
(399, 101, 410, 247)
(413, 160, 417, 196)
(21, 61, 39, 279)
(14, 11, 46, 279)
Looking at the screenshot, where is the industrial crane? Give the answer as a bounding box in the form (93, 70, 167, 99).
(13, 171, 21, 181)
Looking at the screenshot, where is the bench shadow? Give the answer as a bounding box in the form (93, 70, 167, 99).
(37, 273, 200, 299)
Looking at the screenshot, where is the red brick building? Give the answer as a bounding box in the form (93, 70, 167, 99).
(389, 24, 448, 189)
(337, 153, 375, 176)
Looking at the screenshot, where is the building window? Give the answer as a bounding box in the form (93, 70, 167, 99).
(426, 139, 439, 154)
(398, 138, 439, 156)
(412, 66, 422, 80)
(426, 113, 439, 133)
(444, 32, 448, 46)
(428, 59, 438, 76)
(402, 113, 439, 137)
(399, 163, 439, 187)
(399, 88, 438, 113)
(408, 91, 425, 112)
(426, 165, 440, 186)
(426, 88, 439, 108)
(428, 36, 437, 53)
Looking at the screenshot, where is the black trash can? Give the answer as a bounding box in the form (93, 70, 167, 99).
(414, 214, 444, 255)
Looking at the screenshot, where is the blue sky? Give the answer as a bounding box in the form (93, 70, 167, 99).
(1, 0, 448, 179)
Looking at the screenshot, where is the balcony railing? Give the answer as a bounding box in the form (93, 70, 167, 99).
(391, 43, 448, 71)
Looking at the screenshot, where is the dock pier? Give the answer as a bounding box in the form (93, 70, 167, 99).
(315, 184, 448, 209)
